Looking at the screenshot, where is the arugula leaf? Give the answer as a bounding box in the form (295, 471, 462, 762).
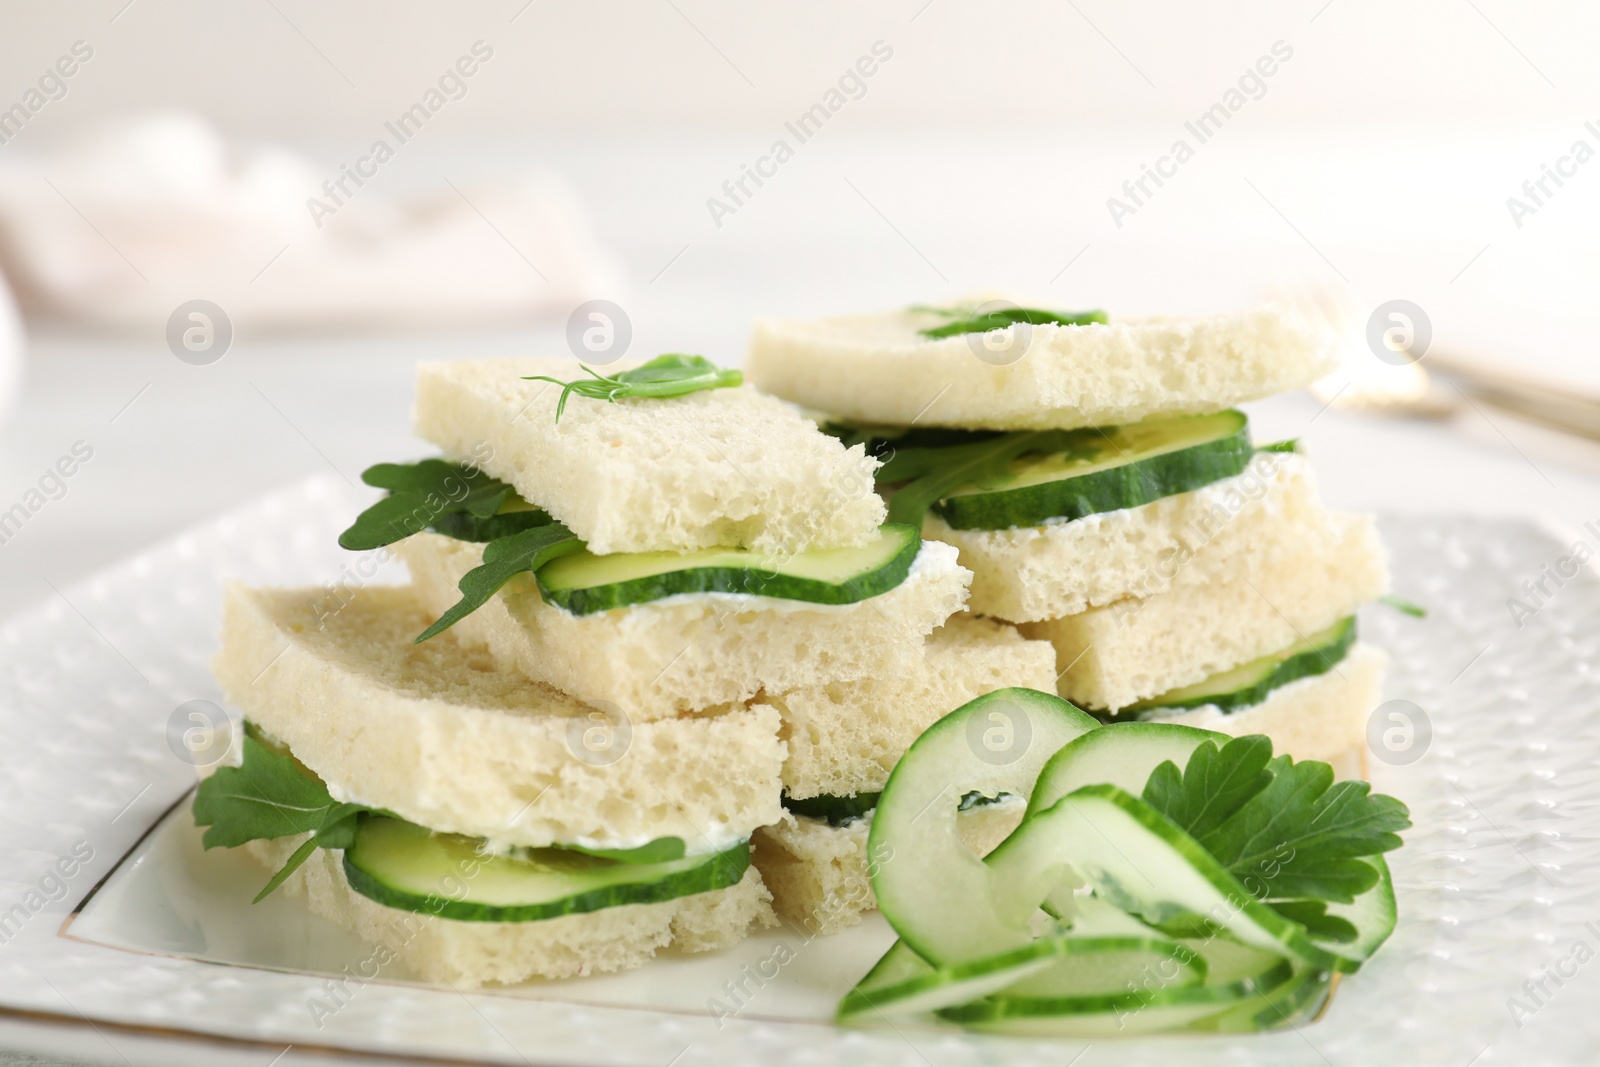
(193, 734, 375, 902)
(523, 353, 743, 421)
(880, 429, 1095, 527)
(414, 522, 585, 642)
(916, 305, 1108, 339)
(1143, 736, 1410, 909)
(339, 459, 515, 551)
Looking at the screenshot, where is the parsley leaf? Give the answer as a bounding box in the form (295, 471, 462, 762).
(523, 353, 742, 421)
(414, 522, 585, 643)
(915, 305, 1107, 339)
(339, 459, 525, 551)
(1142, 735, 1410, 918)
(1269, 899, 1360, 943)
(193, 734, 376, 902)
(1141, 734, 1273, 842)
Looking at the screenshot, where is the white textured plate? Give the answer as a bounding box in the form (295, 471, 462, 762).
(2, 476, 1597, 1065)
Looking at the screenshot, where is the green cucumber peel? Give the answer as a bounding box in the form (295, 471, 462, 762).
(343, 817, 749, 923)
(1126, 617, 1357, 715)
(932, 411, 1254, 530)
(883, 430, 1092, 527)
(535, 523, 920, 616)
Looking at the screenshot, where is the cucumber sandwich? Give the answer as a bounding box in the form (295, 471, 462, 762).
(365, 355, 977, 717)
(195, 353, 1056, 987)
(747, 296, 1392, 767)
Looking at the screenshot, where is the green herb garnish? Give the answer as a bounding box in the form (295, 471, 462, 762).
(878, 429, 1095, 527)
(1256, 439, 1301, 454)
(414, 522, 585, 643)
(1142, 735, 1411, 942)
(339, 459, 551, 551)
(523, 353, 742, 421)
(193, 734, 377, 902)
(915, 305, 1107, 339)
(1379, 594, 1427, 618)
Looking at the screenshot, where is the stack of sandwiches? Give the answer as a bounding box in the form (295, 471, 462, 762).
(196, 296, 1392, 990)
(198, 354, 1058, 986)
(746, 299, 1389, 771)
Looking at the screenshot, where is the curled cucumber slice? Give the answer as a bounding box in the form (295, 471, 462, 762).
(990, 786, 1353, 973)
(837, 937, 1070, 1022)
(867, 688, 1100, 964)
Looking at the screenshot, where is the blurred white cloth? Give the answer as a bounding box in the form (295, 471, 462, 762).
(0, 113, 615, 333)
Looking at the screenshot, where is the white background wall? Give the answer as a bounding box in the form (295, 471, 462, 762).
(1, 0, 1594, 133)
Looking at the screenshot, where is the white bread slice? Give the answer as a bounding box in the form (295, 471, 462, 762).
(930, 452, 1336, 624)
(747, 301, 1336, 431)
(769, 616, 1057, 799)
(1140, 643, 1387, 765)
(1023, 513, 1389, 710)
(245, 836, 775, 988)
(752, 801, 1023, 937)
(413, 357, 885, 555)
(398, 532, 972, 718)
(213, 583, 784, 852)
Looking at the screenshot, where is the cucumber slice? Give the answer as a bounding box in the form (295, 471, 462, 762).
(840, 902, 1206, 1024)
(942, 915, 1294, 1034)
(868, 688, 1101, 964)
(1027, 722, 1224, 819)
(1027, 724, 1399, 970)
(986, 786, 1350, 973)
(938, 955, 1294, 1035)
(535, 523, 921, 615)
(934, 411, 1253, 530)
(1127, 617, 1357, 715)
(1183, 935, 1292, 986)
(342, 816, 749, 922)
(1187, 964, 1332, 1033)
(836, 936, 1071, 1022)
(1306, 855, 1398, 968)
